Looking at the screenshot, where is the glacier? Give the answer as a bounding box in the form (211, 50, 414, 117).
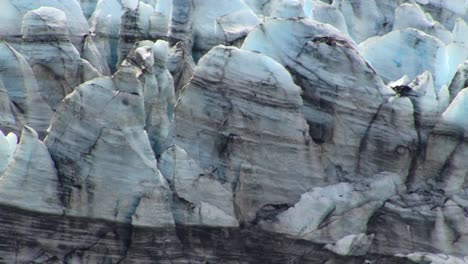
(0, 0, 467, 263)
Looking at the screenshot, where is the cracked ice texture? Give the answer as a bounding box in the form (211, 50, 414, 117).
(0, 0, 467, 263)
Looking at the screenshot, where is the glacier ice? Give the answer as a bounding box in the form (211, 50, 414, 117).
(441, 88, 468, 130)
(359, 28, 449, 90)
(45, 64, 173, 225)
(449, 61, 468, 102)
(333, 0, 385, 43)
(21, 7, 99, 112)
(173, 45, 324, 222)
(158, 145, 238, 227)
(0, 0, 88, 46)
(190, 0, 260, 58)
(0, 127, 61, 214)
(303, 0, 349, 35)
(324, 233, 375, 256)
(393, 3, 453, 45)
(0, 0, 467, 262)
(242, 17, 393, 179)
(0, 129, 17, 173)
(0, 42, 53, 136)
(262, 172, 405, 243)
(121, 40, 176, 155)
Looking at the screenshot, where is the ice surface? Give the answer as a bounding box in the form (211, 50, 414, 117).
(263, 172, 405, 242)
(325, 233, 374, 256)
(122, 0, 138, 10)
(333, 0, 384, 43)
(408, 71, 442, 135)
(446, 18, 468, 84)
(0, 0, 88, 45)
(0, 130, 17, 173)
(158, 145, 238, 227)
(388, 75, 412, 87)
(393, 3, 453, 44)
(191, 0, 260, 53)
(359, 28, 449, 91)
(0, 42, 53, 135)
(453, 18, 468, 45)
(0, 0, 467, 260)
(22, 7, 68, 38)
(270, 0, 304, 18)
(88, 0, 122, 70)
(0, 127, 61, 214)
(155, 0, 172, 15)
(405, 252, 468, 264)
(441, 88, 468, 130)
(303, 0, 348, 35)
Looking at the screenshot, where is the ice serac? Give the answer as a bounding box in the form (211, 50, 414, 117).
(118, 2, 157, 65)
(21, 7, 99, 111)
(405, 71, 448, 153)
(122, 40, 176, 155)
(167, 0, 195, 93)
(82, 35, 112, 76)
(0, 0, 88, 47)
(416, 0, 468, 31)
(242, 18, 392, 180)
(191, 0, 260, 59)
(173, 45, 323, 223)
(168, 0, 193, 46)
(357, 95, 417, 178)
(393, 3, 452, 45)
(410, 88, 468, 194)
(359, 28, 448, 90)
(0, 127, 62, 214)
(45, 65, 174, 226)
(167, 41, 195, 93)
(151, 0, 173, 38)
(303, 0, 349, 35)
(0, 0, 467, 262)
(0, 130, 17, 173)
(447, 19, 468, 85)
(0, 82, 18, 134)
(79, 0, 98, 19)
(333, 0, 387, 43)
(159, 145, 238, 227)
(0, 42, 53, 136)
(448, 61, 468, 103)
(88, 0, 122, 72)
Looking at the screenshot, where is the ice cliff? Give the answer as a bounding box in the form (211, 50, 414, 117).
(0, 0, 468, 263)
